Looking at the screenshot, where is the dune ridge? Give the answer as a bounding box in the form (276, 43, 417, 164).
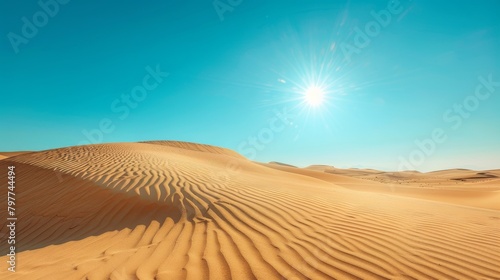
(1, 142, 499, 279)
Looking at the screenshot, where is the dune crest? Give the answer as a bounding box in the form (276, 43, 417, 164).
(1, 142, 499, 279)
(141, 141, 245, 159)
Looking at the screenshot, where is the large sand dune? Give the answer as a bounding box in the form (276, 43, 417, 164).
(1, 141, 499, 279)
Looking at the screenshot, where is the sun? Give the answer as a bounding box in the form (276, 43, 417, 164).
(304, 86, 325, 107)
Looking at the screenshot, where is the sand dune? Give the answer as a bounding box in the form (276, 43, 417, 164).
(0, 151, 30, 159)
(1, 141, 499, 279)
(267, 164, 500, 210)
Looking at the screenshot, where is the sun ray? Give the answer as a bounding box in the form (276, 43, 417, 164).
(304, 86, 325, 107)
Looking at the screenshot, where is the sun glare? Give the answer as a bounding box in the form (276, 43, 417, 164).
(304, 86, 325, 107)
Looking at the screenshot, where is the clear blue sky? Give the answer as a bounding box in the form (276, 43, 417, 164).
(1, 0, 499, 171)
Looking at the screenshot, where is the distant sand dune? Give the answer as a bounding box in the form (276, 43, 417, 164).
(1, 142, 499, 279)
(0, 151, 31, 159)
(266, 164, 500, 210)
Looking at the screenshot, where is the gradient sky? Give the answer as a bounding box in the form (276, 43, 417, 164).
(1, 0, 499, 171)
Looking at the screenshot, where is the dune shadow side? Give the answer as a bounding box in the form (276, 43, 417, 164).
(0, 161, 183, 253)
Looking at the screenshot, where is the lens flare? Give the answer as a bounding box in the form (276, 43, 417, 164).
(304, 86, 325, 107)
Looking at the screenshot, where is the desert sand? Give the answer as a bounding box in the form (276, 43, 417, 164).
(0, 152, 30, 160)
(1, 141, 499, 279)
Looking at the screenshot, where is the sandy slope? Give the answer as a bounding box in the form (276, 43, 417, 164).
(1, 142, 499, 279)
(0, 151, 30, 159)
(267, 164, 500, 210)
